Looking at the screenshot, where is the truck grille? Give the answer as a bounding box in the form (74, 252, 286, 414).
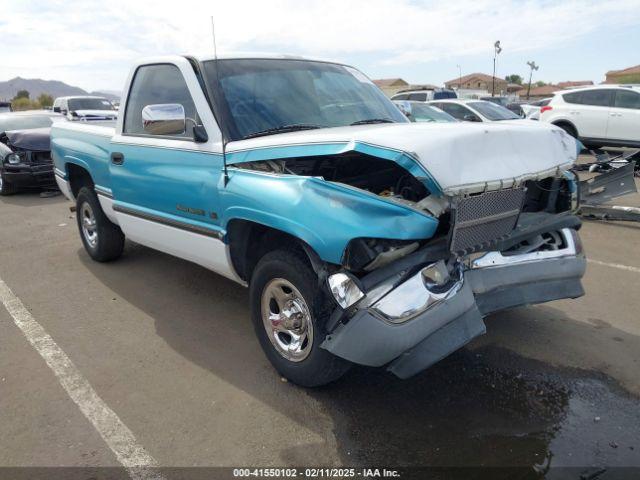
(29, 151, 52, 165)
(449, 188, 525, 255)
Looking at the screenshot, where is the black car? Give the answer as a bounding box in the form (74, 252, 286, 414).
(0, 101, 12, 113)
(0, 112, 63, 195)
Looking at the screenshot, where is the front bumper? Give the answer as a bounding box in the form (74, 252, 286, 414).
(321, 228, 586, 379)
(2, 163, 55, 188)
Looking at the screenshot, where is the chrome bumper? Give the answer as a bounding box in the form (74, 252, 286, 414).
(321, 228, 586, 378)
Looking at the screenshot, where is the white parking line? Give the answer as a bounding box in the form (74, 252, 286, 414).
(0, 277, 165, 480)
(588, 258, 640, 274)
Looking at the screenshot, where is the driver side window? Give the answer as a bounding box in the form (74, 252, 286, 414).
(124, 64, 197, 139)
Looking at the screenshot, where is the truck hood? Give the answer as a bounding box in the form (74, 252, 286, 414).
(225, 121, 578, 195)
(5, 127, 51, 151)
(72, 109, 118, 119)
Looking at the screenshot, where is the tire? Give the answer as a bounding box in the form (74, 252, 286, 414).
(250, 248, 351, 387)
(0, 170, 18, 196)
(555, 122, 578, 139)
(75, 186, 125, 262)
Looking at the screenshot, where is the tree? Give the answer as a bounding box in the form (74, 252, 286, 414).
(37, 93, 54, 108)
(11, 97, 38, 111)
(14, 90, 30, 100)
(535, 80, 547, 87)
(505, 74, 523, 85)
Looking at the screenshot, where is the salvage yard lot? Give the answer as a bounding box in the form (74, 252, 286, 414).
(1, 171, 640, 476)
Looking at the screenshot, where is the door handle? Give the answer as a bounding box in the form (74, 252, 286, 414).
(111, 152, 125, 165)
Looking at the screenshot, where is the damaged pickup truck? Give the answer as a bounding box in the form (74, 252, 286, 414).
(51, 55, 586, 386)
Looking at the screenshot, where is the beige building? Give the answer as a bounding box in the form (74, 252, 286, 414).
(557, 80, 593, 88)
(604, 65, 640, 84)
(372, 78, 409, 97)
(444, 73, 508, 95)
(515, 85, 559, 100)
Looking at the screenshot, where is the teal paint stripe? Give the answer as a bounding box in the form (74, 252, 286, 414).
(226, 142, 349, 164)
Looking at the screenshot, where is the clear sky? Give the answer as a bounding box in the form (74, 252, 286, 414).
(1, 0, 639, 93)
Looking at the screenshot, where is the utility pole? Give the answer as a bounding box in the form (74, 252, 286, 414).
(492, 41, 502, 97)
(457, 64, 462, 90)
(526, 61, 539, 100)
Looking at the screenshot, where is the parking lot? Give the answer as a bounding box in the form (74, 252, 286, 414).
(1, 167, 639, 478)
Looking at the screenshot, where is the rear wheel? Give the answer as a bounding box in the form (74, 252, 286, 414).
(555, 122, 578, 139)
(250, 248, 351, 387)
(75, 186, 125, 262)
(0, 171, 18, 196)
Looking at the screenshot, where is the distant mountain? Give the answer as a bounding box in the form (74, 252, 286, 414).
(91, 90, 121, 102)
(0, 77, 88, 101)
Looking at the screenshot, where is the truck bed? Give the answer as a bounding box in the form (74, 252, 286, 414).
(51, 120, 117, 192)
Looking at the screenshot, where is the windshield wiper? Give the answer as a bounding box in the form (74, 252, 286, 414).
(242, 124, 325, 139)
(350, 118, 395, 125)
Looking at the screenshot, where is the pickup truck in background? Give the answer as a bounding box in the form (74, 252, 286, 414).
(51, 54, 586, 387)
(52, 95, 118, 121)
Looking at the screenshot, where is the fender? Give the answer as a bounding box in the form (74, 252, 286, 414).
(221, 168, 439, 265)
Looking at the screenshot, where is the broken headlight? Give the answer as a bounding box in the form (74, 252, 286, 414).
(5, 152, 25, 165)
(342, 238, 420, 272)
(327, 272, 365, 309)
(563, 170, 580, 213)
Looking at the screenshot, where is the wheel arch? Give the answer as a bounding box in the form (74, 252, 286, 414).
(65, 162, 94, 199)
(551, 119, 579, 138)
(226, 218, 330, 283)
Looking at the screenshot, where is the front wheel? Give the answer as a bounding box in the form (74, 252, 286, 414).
(250, 248, 351, 387)
(0, 171, 17, 196)
(76, 186, 125, 262)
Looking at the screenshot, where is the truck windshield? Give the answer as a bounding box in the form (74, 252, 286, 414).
(68, 98, 114, 111)
(203, 59, 407, 140)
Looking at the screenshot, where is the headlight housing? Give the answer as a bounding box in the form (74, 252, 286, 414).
(327, 272, 365, 309)
(563, 170, 580, 213)
(5, 152, 24, 165)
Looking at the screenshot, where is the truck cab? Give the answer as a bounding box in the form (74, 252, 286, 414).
(51, 54, 586, 387)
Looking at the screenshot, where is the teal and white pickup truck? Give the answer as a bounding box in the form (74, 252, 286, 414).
(51, 54, 586, 386)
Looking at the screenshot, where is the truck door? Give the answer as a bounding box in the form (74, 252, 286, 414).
(108, 63, 235, 279)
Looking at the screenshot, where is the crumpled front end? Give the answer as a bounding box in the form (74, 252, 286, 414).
(321, 215, 586, 379)
(1, 128, 56, 189)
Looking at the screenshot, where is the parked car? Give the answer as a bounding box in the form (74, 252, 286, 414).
(393, 100, 457, 123)
(52, 96, 118, 121)
(539, 85, 640, 148)
(0, 111, 64, 195)
(0, 101, 12, 113)
(521, 98, 552, 120)
(51, 54, 585, 387)
(480, 96, 524, 117)
(428, 99, 523, 123)
(391, 88, 457, 102)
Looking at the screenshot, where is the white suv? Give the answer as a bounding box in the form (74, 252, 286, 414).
(539, 85, 640, 148)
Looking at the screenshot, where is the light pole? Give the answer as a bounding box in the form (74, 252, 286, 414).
(457, 64, 462, 90)
(526, 61, 539, 100)
(492, 40, 502, 97)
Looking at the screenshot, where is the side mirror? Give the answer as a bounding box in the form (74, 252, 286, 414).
(463, 114, 481, 122)
(53, 106, 61, 113)
(142, 104, 186, 136)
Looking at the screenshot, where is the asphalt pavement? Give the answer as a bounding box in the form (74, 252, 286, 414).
(1, 173, 639, 479)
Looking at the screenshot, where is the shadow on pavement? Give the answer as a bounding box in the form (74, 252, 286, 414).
(80, 242, 640, 473)
(0, 190, 66, 208)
